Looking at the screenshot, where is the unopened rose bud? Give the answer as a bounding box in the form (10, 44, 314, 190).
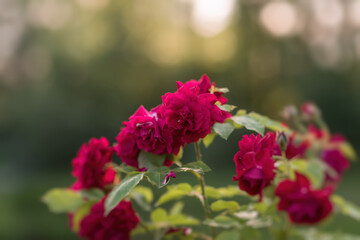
(163, 171, 176, 185)
(301, 102, 321, 120)
(277, 132, 288, 152)
(281, 105, 298, 121)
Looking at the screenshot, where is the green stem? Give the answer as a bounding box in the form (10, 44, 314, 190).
(194, 141, 217, 239)
(283, 217, 291, 240)
(138, 219, 154, 239)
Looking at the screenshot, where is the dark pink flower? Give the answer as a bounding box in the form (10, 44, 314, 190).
(308, 125, 326, 139)
(72, 137, 115, 190)
(176, 74, 228, 104)
(235, 133, 279, 159)
(275, 173, 333, 224)
(285, 134, 309, 160)
(114, 128, 140, 168)
(115, 105, 183, 168)
(233, 133, 277, 199)
(158, 80, 230, 144)
(79, 198, 139, 240)
(321, 149, 350, 186)
(128, 106, 181, 155)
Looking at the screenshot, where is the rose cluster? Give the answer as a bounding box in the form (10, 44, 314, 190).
(43, 78, 356, 239)
(69, 137, 139, 240)
(65, 75, 230, 239)
(233, 103, 351, 224)
(115, 75, 230, 168)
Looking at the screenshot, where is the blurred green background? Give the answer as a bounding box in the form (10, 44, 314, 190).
(1, 0, 360, 239)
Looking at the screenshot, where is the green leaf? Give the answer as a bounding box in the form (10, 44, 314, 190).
(105, 172, 144, 215)
(131, 186, 153, 212)
(80, 188, 105, 201)
(151, 207, 199, 227)
(116, 165, 138, 174)
(174, 161, 211, 174)
(231, 115, 265, 135)
(172, 147, 184, 165)
(168, 214, 199, 226)
(145, 167, 171, 188)
(204, 215, 241, 229)
(211, 200, 240, 212)
(151, 208, 168, 223)
(156, 184, 192, 206)
(296, 228, 360, 240)
(217, 104, 237, 112)
(253, 198, 276, 215)
(233, 210, 258, 220)
(216, 230, 240, 240)
(217, 185, 248, 198)
(289, 159, 325, 188)
(72, 201, 95, 232)
(170, 201, 184, 216)
(132, 186, 153, 203)
(340, 142, 357, 161)
(248, 112, 287, 132)
(216, 87, 230, 93)
(332, 195, 360, 221)
(138, 150, 166, 170)
(205, 186, 222, 199)
(42, 188, 85, 213)
(213, 122, 235, 140)
(235, 109, 247, 116)
(203, 132, 217, 148)
(306, 160, 325, 188)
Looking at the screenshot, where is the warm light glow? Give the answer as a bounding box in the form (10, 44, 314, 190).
(76, 0, 109, 10)
(348, 0, 360, 28)
(259, 1, 298, 37)
(191, 0, 236, 37)
(27, 0, 73, 31)
(313, 0, 344, 28)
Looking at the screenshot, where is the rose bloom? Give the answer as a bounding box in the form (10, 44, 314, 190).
(321, 149, 350, 186)
(284, 133, 309, 160)
(233, 133, 277, 200)
(176, 74, 228, 104)
(115, 105, 182, 168)
(127, 105, 181, 155)
(275, 173, 333, 224)
(158, 78, 230, 144)
(79, 198, 139, 240)
(72, 137, 115, 190)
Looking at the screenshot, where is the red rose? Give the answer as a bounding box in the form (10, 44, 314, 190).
(114, 128, 140, 168)
(176, 74, 228, 104)
(127, 105, 181, 155)
(79, 198, 139, 240)
(72, 137, 115, 190)
(115, 105, 183, 168)
(159, 80, 230, 144)
(233, 133, 277, 200)
(235, 133, 279, 159)
(321, 149, 350, 186)
(285, 133, 309, 160)
(275, 173, 333, 224)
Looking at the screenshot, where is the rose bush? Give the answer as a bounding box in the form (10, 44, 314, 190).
(43, 75, 359, 240)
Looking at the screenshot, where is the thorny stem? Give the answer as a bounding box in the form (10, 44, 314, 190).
(194, 141, 217, 239)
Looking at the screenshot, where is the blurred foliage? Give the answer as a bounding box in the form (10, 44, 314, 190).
(0, 0, 360, 239)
